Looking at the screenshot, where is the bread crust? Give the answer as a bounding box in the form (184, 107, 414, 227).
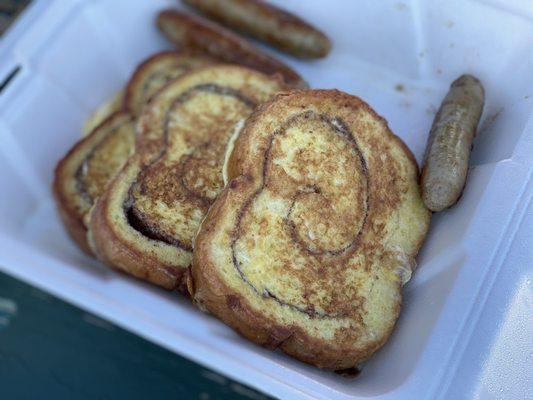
(123, 51, 213, 116)
(156, 9, 306, 88)
(192, 89, 430, 369)
(54, 185, 94, 255)
(183, 0, 331, 58)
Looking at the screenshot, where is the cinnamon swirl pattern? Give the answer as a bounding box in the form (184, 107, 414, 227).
(82, 51, 211, 136)
(192, 90, 430, 369)
(89, 66, 286, 291)
(54, 52, 211, 255)
(123, 51, 213, 117)
(55, 112, 135, 255)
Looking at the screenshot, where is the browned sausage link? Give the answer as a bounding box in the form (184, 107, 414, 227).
(182, 0, 331, 59)
(421, 74, 484, 212)
(156, 9, 307, 88)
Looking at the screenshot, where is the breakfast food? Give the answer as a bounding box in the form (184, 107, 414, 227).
(191, 89, 430, 369)
(82, 52, 212, 137)
(157, 9, 306, 88)
(54, 52, 211, 254)
(123, 51, 212, 116)
(421, 74, 484, 212)
(183, 0, 331, 58)
(89, 65, 287, 291)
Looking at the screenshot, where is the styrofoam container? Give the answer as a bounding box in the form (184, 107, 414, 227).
(0, 0, 531, 399)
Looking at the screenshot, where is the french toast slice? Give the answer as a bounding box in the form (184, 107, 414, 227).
(89, 65, 287, 291)
(191, 89, 431, 369)
(55, 52, 211, 254)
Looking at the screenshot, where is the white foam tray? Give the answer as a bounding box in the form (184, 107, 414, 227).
(0, 0, 532, 399)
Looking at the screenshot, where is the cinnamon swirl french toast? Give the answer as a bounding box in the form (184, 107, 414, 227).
(54, 52, 211, 255)
(89, 65, 287, 291)
(191, 89, 430, 369)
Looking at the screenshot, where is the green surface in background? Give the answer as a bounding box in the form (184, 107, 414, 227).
(0, 271, 274, 400)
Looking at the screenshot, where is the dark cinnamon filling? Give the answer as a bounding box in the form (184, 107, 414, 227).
(125, 204, 193, 251)
(75, 118, 132, 206)
(137, 65, 190, 111)
(231, 111, 370, 318)
(125, 83, 256, 251)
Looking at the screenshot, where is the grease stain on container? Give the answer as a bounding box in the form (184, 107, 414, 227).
(426, 104, 438, 115)
(479, 106, 505, 134)
(395, 2, 408, 11)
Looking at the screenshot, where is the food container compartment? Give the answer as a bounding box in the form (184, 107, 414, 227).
(0, 0, 531, 398)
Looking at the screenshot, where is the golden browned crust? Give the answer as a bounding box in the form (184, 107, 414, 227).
(156, 9, 307, 88)
(192, 89, 430, 370)
(89, 65, 287, 291)
(54, 188, 94, 256)
(54, 112, 135, 256)
(123, 51, 213, 116)
(183, 0, 331, 58)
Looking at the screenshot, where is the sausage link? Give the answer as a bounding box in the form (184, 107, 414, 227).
(421, 74, 484, 212)
(182, 0, 331, 59)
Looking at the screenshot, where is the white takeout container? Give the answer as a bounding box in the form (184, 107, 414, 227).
(0, 1, 531, 399)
